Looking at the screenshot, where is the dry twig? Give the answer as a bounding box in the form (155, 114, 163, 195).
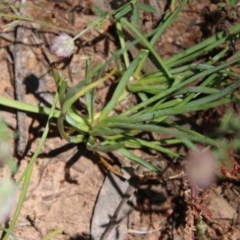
(10, 0, 28, 156)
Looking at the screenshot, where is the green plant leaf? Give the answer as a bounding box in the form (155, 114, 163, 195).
(99, 50, 148, 120)
(118, 148, 160, 173)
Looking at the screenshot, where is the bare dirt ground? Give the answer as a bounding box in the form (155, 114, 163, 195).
(1, 0, 240, 239)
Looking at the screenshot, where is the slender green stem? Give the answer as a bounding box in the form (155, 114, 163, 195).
(150, 0, 188, 46)
(0, 96, 59, 117)
(116, 21, 130, 68)
(120, 17, 173, 79)
(99, 51, 145, 121)
(3, 93, 59, 240)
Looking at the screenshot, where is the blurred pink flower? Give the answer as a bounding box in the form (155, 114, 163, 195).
(51, 33, 74, 57)
(186, 146, 217, 198)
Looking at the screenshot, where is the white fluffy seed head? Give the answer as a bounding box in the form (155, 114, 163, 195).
(51, 33, 75, 57)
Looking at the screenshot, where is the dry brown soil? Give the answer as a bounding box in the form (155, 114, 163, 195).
(0, 0, 240, 240)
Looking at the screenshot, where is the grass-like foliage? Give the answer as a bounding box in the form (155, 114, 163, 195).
(52, 0, 240, 171)
(1, 0, 240, 171)
(0, 0, 240, 238)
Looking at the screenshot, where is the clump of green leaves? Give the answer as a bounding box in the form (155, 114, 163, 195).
(1, 0, 240, 173)
(52, 0, 240, 172)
